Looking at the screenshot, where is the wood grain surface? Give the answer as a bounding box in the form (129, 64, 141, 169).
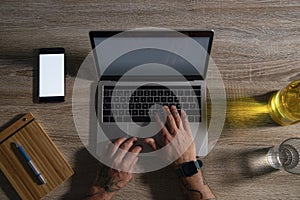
(0, 113, 74, 200)
(0, 0, 300, 199)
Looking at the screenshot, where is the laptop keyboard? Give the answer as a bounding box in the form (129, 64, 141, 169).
(102, 86, 201, 123)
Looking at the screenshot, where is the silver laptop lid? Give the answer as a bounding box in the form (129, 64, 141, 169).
(89, 29, 214, 81)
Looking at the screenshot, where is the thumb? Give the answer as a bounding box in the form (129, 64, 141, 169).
(144, 138, 158, 151)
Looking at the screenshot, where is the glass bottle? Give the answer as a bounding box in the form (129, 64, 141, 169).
(268, 80, 300, 126)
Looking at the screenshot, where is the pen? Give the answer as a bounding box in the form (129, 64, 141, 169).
(14, 142, 46, 184)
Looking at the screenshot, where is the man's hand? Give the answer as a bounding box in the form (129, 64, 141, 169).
(86, 137, 142, 200)
(145, 105, 196, 167)
(144, 105, 216, 200)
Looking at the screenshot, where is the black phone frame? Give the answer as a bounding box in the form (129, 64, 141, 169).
(38, 48, 65, 102)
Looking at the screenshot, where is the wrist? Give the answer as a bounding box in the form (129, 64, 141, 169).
(175, 158, 203, 177)
(174, 157, 197, 168)
(86, 186, 115, 200)
(180, 168, 202, 180)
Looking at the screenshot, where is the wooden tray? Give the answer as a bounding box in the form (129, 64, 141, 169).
(0, 113, 74, 200)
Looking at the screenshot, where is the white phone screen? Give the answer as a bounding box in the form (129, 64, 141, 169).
(39, 54, 64, 97)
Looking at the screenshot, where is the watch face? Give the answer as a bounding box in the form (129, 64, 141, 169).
(182, 161, 198, 176)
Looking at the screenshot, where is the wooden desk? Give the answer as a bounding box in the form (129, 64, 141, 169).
(0, 1, 300, 199)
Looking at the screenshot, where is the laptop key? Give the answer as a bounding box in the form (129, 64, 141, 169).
(167, 97, 173, 102)
(117, 90, 123, 96)
(188, 116, 194, 122)
(186, 110, 200, 116)
(151, 90, 157, 96)
(132, 116, 150, 122)
(113, 97, 119, 102)
(104, 97, 111, 103)
(139, 110, 145, 116)
(104, 90, 110, 97)
(109, 117, 115, 122)
(124, 90, 130, 96)
(103, 117, 109, 122)
(124, 116, 132, 122)
(145, 109, 149, 116)
(103, 104, 111, 109)
(135, 104, 141, 109)
(111, 110, 118, 116)
(119, 110, 124, 115)
(182, 103, 189, 109)
(144, 90, 150, 96)
(120, 97, 126, 102)
(176, 104, 181, 110)
(131, 110, 138, 116)
(164, 90, 170, 96)
(181, 97, 187, 102)
(142, 104, 148, 109)
(103, 110, 111, 116)
(190, 104, 196, 109)
(137, 90, 143, 96)
(194, 89, 201, 96)
(147, 97, 153, 102)
(116, 117, 122, 122)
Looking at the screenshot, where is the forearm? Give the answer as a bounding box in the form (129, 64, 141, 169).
(85, 185, 115, 200)
(180, 170, 216, 200)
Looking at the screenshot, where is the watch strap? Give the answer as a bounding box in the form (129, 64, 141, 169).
(176, 159, 203, 177)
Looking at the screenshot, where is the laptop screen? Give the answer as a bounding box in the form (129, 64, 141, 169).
(90, 31, 213, 81)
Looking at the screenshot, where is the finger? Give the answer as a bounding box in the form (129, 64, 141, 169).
(155, 112, 165, 130)
(113, 137, 128, 147)
(155, 113, 173, 145)
(120, 145, 142, 172)
(155, 113, 170, 139)
(171, 105, 183, 129)
(144, 138, 158, 151)
(130, 145, 142, 154)
(163, 106, 178, 135)
(114, 137, 137, 162)
(180, 109, 191, 132)
(128, 156, 139, 173)
(119, 137, 138, 151)
(109, 137, 127, 157)
(126, 145, 142, 166)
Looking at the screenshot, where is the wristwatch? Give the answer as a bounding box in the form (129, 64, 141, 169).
(175, 159, 203, 177)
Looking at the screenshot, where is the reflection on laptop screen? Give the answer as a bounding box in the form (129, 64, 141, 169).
(91, 31, 213, 80)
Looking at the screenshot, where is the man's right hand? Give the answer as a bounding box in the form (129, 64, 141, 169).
(145, 105, 197, 167)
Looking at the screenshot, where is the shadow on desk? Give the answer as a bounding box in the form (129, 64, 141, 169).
(0, 171, 20, 200)
(225, 91, 278, 129)
(213, 147, 278, 184)
(62, 148, 185, 200)
(140, 166, 185, 200)
(62, 148, 99, 200)
(0, 114, 27, 200)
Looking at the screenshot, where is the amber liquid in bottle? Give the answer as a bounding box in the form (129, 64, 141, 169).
(268, 80, 300, 126)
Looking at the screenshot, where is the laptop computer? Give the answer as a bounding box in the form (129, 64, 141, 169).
(89, 30, 214, 156)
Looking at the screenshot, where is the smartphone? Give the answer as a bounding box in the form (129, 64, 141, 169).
(38, 48, 65, 102)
